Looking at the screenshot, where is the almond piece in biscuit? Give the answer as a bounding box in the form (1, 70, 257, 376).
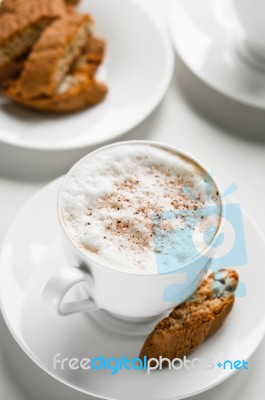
(14, 14, 93, 98)
(74, 36, 106, 77)
(139, 269, 239, 364)
(0, 0, 66, 84)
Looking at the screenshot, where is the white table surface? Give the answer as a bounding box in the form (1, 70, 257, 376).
(0, 0, 264, 398)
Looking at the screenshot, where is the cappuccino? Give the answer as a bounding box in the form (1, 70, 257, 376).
(60, 143, 221, 274)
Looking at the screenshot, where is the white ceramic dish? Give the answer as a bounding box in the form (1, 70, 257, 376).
(0, 0, 174, 151)
(0, 177, 265, 399)
(169, 0, 265, 109)
(1, 313, 265, 400)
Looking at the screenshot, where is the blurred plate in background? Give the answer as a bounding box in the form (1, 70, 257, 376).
(0, 0, 174, 151)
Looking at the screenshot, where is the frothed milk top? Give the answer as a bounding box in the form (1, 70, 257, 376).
(60, 144, 221, 274)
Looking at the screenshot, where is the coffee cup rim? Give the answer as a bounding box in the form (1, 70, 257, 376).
(57, 140, 225, 276)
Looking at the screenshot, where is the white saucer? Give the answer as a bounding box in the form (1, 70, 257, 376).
(1, 312, 265, 400)
(1, 177, 265, 400)
(0, 0, 174, 151)
(169, 0, 265, 109)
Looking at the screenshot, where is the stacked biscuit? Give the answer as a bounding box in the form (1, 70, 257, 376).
(0, 0, 108, 112)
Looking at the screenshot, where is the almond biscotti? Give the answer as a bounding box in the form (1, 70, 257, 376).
(140, 269, 238, 363)
(5, 74, 107, 112)
(0, 0, 66, 83)
(2, 0, 108, 112)
(5, 37, 108, 112)
(12, 14, 93, 98)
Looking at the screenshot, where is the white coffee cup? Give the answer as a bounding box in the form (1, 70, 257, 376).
(43, 141, 224, 320)
(232, 0, 265, 60)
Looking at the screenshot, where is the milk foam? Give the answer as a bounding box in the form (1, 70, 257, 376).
(60, 144, 221, 274)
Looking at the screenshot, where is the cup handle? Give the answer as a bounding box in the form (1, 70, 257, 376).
(43, 267, 97, 316)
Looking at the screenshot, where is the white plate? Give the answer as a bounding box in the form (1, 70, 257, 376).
(0, 0, 174, 151)
(1, 313, 265, 400)
(1, 309, 265, 400)
(0, 177, 265, 400)
(169, 0, 265, 109)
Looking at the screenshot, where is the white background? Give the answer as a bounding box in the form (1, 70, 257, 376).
(0, 0, 264, 398)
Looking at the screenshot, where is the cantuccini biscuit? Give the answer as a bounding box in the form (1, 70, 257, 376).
(140, 269, 239, 364)
(0, 0, 66, 84)
(5, 36, 108, 112)
(12, 14, 93, 98)
(2, 0, 108, 112)
(5, 75, 107, 112)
